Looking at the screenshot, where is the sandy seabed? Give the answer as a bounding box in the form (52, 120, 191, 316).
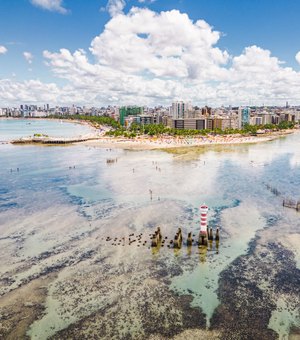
(1, 123, 299, 340)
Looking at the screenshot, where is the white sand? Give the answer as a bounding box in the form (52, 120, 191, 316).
(82, 130, 294, 150)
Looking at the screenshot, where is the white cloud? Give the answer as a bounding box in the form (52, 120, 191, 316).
(138, 0, 156, 3)
(30, 0, 68, 14)
(91, 8, 228, 79)
(23, 51, 33, 64)
(106, 0, 126, 17)
(3, 7, 300, 107)
(296, 51, 300, 65)
(0, 79, 60, 104)
(0, 45, 7, 54)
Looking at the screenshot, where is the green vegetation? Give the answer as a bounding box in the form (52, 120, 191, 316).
(48, 114, 296, 138)
(48, 114, 121, 129)
(240, 121, 295, 134)
(105, 121, 296, 138)
(277, 121, 295, 129)
(33, 133, 49, 137)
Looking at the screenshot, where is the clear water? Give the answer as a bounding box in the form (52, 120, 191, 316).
(0, 121, 299, 339)
(0, 118, 93, 141)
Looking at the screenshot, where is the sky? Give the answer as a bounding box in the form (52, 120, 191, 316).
(1, 0, 300, 107)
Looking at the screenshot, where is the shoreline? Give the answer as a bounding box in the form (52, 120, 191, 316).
(80, 129, 296, 150)
(9, 129, 295, 149)
(0, 116, 98, 130)
(3, 116, 297, 150)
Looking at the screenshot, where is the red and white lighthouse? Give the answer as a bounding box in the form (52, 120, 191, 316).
(199, 204, 208, 246)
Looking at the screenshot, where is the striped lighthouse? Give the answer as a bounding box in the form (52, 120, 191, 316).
(199, 204, 208, 246)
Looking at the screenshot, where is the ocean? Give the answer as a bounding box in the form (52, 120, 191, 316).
(0, 119, 299, 339)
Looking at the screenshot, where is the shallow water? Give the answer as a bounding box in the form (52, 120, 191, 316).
(0, 118, 93, 141)
(0, 122, 299, 339)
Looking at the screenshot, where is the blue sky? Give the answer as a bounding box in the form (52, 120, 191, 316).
(1, 0, 300, 106)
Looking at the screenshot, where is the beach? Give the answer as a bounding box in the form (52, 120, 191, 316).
(82, 129, 295, 150)
(3, 117, 296, 149)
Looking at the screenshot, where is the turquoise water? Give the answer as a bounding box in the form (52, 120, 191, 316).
(0, 121, 299, 339)
(0, 118, 93, 141)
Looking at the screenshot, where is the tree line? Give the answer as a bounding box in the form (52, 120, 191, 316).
(105, 121, 296, 138)
(48, 114, 296, 138)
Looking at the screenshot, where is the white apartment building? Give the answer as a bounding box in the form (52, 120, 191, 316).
(171, 101, 192, 119)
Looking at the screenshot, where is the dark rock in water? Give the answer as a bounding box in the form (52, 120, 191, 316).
(210, 236, 299, 340)
(289, 326, 300, 338)
(0, 277, 16, 286)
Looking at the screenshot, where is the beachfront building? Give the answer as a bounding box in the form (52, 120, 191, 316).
(206, 117, 239, 130)
(138, 115, 157, 125)
(294, 110, 300, 122)
(258, 113, 273, 125)
(171, 101, 192, 119)
(167, 116, 241, 131)
(250, 116, 263, 126)
(119, 106, 144, 126)
(238, 107, 251, 128)
(201, 106, 212, 116)
(168, 117, 207, 130)
(215, 117, 239, 130)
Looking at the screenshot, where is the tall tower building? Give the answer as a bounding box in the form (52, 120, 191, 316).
(171, 101, 192, 119)
(238, 107, 251, 128)
(172, 101, 185, 119)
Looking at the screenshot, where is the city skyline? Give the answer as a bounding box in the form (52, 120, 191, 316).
(1, 0, 300, 107)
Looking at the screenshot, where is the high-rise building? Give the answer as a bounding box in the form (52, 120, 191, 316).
(119, 106, 144, 125)
(238, 107, 251, 128)
(201, 106, 212, 116)
(171, 101, 192, 119)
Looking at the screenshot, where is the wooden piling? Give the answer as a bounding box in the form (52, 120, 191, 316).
(215, 227, 220, 241)
(187, 232, 193, 246)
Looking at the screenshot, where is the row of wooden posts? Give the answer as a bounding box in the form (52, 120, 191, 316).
(283, 199, 300, 212)
(265, 183, 299, 212)
(151, 227, 220, 249)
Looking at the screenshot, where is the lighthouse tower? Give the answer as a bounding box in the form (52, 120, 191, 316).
(199, 204, 208, 246)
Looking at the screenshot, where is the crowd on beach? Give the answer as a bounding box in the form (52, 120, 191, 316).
(92, 133, 274, 149)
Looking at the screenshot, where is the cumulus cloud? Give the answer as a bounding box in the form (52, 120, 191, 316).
(0, 79, 60, 104)
(23, 51, 33, 64)
(30, 0, 68, 14)
(40, 8, 229, 105)
(91, 8, 228, 79)
(296, 51, 300, 65)
(106, 0, 126, 17)
(0, 45, 7, 54)
(3, 7, 300, 106)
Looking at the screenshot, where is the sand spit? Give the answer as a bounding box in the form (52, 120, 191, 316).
(82, 130, 295, 151)
(8, 125, 296, 150)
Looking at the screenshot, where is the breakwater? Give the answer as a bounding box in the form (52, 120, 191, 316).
(11, 136, 98, 145)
